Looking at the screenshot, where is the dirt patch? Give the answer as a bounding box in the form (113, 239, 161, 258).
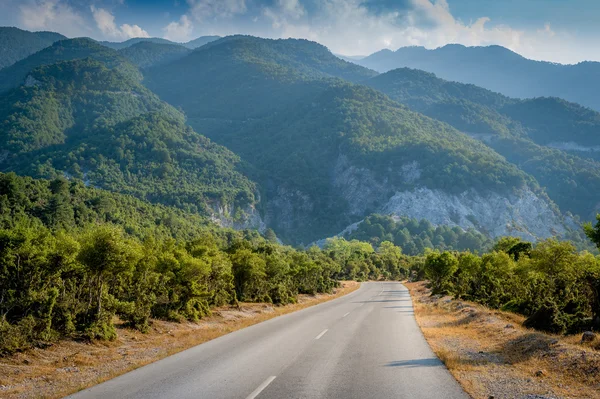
(406, 281, 600, 399)
(0, 282, 359, 399)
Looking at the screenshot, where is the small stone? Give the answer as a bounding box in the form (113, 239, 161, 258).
(23, 359, 30, 365)
(534, 369, 546, 377)
(581, 331, 596, 343)
(505, 324, 515, 329)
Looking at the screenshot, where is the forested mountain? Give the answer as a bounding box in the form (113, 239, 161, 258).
(144, 36, 377, 124)
(101, 35, 220, 50)
(358, 44, 600, 111)
(0, 58, 259, 226)
(183, 35, 221, 49)
(100, 37, 177, 50)
(0, 38, 141, 93)
(119, 42, 191, 68)
(141, 36, 575, 244)
(366, 68, 600, 221)
(0, 31, 595, 248)
(0, 27, 65, 69)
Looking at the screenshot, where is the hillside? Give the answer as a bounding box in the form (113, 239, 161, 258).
(145, 35, 377, 124)
(119, 42, 191, 68)
(0, 172, 212, 239)
(183, 35, 221, 49)
(358, 44, 600, 111)
(0, 58, 259, 226)
(366, 68, 600, 221)
(100, 37, 176, 50)
(143, 36, 579, 244)
(102, 36, 220, 50)
(0, 38, 141, 93)
(0, 27, 65, 69)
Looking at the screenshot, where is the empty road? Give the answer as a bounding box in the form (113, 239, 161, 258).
(67, 282, 468, 399)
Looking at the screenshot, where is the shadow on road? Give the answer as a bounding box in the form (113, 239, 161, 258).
(384, 358, 443, 368)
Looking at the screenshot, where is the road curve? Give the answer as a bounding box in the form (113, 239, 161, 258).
(67, 282, 468, 399)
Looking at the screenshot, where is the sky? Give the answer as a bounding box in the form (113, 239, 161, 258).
(1, 0, 599, 64)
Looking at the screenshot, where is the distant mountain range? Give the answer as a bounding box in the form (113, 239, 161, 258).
(100, 35, 221, 50)
(357, 44, 600, 111)
(0, 28, 597, 249)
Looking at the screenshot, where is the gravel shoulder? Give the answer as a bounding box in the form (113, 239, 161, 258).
(0, 282, 359, 399)
(406, 282, 600, 399)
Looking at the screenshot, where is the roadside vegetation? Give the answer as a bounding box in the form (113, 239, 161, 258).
(0, 172, 403, 355)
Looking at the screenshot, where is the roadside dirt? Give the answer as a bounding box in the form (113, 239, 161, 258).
(406, 281, 600, 399)
(0, 281, 359, 399)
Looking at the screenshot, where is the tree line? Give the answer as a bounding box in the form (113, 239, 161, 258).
(419, 233, 600, 334)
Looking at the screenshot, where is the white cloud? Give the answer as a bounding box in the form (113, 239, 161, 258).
(254, 0, 596, 64)
(90, 6, 150, 40)
(163, 15, 194, 42)
(19, 0, 88, 38)
(188, 0, 247, 20)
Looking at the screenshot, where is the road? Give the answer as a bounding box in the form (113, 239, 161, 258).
(67, 282, 468, 399)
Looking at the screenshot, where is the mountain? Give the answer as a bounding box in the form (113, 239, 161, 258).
(183, 35, 221, 49)
(0, 58, 260, 227)
(0, 38, 141, 93)
(366, 68, 600, 221)
(144, 36, 572, 244)
(0, 27, 66, 70)
(100, 37, 177, 50)
(119, 42, 191, 68)
(358, 44, 600, 111)
(101, 36, 220, 50)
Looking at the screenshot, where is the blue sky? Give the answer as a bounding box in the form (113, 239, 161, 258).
(2, 0, 599, 63)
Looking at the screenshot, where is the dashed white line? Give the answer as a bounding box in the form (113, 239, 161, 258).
(245, 376, 276, 399)
(315, 329, 329, 340)
(343, 312, 350, 317)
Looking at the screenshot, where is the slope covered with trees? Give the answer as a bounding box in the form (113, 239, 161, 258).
(0, 38, 142, 93)
(0, 58, 258, 219)
(144, 35, 377, 125)
(119, 42, 191, 68)
(0, 27, 65, 70)
(367, 68, 600, 221)
(143, 36, 579, 244)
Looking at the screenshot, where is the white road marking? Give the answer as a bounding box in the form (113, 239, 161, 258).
(315, 329, 329, 340)
(358, 303, 364, 307)
(343, 312, 350, 317)
(245, 376, 276, 399)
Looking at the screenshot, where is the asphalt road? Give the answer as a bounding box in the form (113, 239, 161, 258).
(67, 282, 469, 399)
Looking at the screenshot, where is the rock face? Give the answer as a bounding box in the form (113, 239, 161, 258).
(209, 202, 266, 232)
(380, 186, 566, 241)
(310, 154, 571, 244)
(264, 152, 574, 245)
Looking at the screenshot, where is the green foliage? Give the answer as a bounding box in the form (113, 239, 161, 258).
(0, 38, 142, 93)
(367, 68, 600, 226)
(424, 251, 459, 294)
(119, 42, 191, 68)
(346, 214, 492, 255)
(411, 234, 600, 335)
(0, 27, 65, 70)
(0, 58, 257, 218)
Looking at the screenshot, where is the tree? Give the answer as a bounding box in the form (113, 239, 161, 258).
(424, 251, 458, 294)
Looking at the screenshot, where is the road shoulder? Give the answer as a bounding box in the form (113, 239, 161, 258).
(406, 281, 600, 399)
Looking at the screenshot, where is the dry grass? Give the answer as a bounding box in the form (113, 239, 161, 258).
(0, 282, 359, 399)
(406, 281, 600, 399)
